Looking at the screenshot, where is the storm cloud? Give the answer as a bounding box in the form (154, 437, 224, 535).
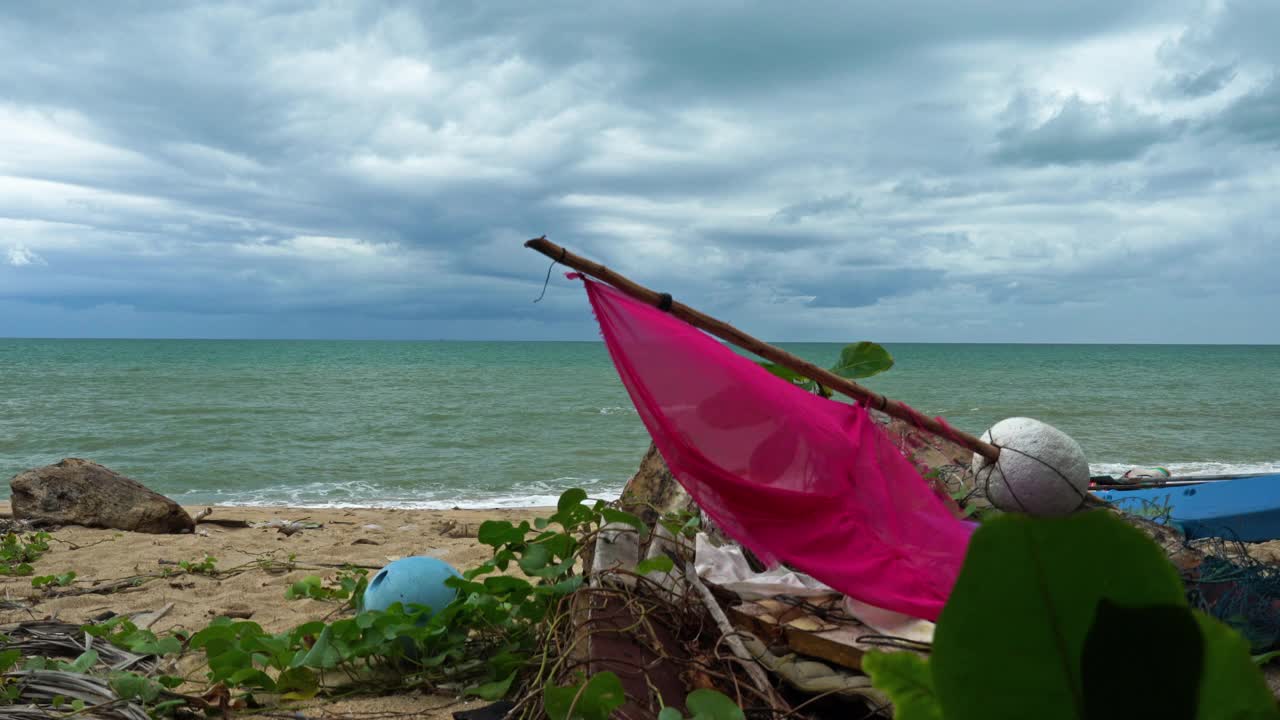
(0, 1, 1276, 342)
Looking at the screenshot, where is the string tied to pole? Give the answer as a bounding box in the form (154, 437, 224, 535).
(532, 238, 566, 303)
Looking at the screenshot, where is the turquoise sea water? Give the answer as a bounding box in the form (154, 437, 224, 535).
(1, 340, 1276, 508)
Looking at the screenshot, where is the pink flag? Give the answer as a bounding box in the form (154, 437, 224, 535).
(581, 276, 972, 620)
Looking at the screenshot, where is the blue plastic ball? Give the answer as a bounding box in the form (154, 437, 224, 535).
(361, 556, 462, 615)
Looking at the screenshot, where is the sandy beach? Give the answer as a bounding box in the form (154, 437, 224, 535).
(0, 503, 548, 718)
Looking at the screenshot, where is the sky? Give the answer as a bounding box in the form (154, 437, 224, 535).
(0, 1, 1277, 343)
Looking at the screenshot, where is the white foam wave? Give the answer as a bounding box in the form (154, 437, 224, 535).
(597, 406, 636, 415)
(170, 477, 624, 510)
(1089, 460, 1280, 477)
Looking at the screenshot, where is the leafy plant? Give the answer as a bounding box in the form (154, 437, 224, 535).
(285, 566, 369, 606)
(0, 489, 751, 720)
(0, 531, 50, 576)
(84, 616, 184, 657)
(31, 570, 76, 588)
(864, 511, 1279, 719)
(760, 341, 893, 397)
(658, 508, 702, 540)
(179, 555, 218, 575)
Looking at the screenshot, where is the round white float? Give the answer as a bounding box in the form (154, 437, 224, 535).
(970, 417, 1090, 516)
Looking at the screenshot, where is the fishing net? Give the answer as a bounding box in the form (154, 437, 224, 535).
(1183, 536, 1280, 653)
(578, 275, 973, 621)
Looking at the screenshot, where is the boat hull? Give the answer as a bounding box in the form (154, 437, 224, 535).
(1093, 473, 1280, 542)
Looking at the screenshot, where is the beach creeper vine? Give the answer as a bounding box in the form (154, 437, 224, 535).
(0, 488, 742, 720)
(7, 488, 1273, 719)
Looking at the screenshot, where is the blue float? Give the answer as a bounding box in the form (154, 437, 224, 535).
(361, 556, 462, 614)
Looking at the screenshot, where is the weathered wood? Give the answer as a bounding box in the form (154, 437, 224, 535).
(567, 589, 690, 720)
(525, 236, 1001, 462)
(729, 597, 927, 672)
(685, 562, 785, 709)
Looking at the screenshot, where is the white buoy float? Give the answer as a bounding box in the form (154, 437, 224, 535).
(971, 417, 1090, 516)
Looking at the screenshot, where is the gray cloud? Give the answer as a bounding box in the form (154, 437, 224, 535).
(994, 95, 1180, 166)
(0, 0, 1276, 343)
(1169, 63, 1238, 97)
(773, 194, 861, 225)
(1208, 77, 1280, 145)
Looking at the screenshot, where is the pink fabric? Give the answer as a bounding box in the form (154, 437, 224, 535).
(581, 277, 973, 620)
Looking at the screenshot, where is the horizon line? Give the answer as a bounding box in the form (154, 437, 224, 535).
(1, 336, 1277, 347)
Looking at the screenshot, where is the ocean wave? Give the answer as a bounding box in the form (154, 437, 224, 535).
(597, 406, 637, 415)
(168, 476, 625, 510)
(1089, 460, 1280, 478)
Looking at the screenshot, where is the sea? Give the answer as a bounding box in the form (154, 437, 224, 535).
(1, 340, 1276, 509)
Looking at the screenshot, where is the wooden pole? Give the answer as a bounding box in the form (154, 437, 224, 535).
(524, 236, 1002, 462)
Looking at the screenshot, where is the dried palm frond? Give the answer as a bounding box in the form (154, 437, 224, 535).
(1, 670, 148, 720)
(1, 622, 157, 673)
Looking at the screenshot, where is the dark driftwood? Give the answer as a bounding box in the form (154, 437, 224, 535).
(525, 236, 1001, 462)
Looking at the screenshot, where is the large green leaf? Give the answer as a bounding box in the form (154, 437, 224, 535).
(830, 341, 893, 380)
(931, 511, 1188, 720)
(930, 511, 1279, 720)
(862, 651, 942, 720)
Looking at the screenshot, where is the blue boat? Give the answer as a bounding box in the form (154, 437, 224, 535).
(1094, 473, 1280, 542)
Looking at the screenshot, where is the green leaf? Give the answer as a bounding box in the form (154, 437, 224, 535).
(1080, 600, 1202, 719)
(658, 707, 684, 720)
(1253, 649, 1280, 666)
(0, 649, 21, 673)
(519, 543, 552, 573)
(66, 649, 99, 673)
(684, 689, 745, 720)
(557, 488, 588, 513)
(601, 508, 645, 534)
(133, 635, 183, 657)
(758, 362, 814, 390)
(299, 625, 341, 669)
(1192, 610, 1279, 719)
(929, 510, 1280, 720)
(467, 671, 517, 701)
(285, 576, 325, 600)
(830, 341, 894, 380)
(226, 667, 277, 691)
(932, 511, 1187, 720)
(277, 667, 320, 700)
(157, 675, 185, 689)
(545, 671, 626, 720)
(862, 651, 941, 720)
(484, 576, 534, 596)
(635, 555, 675, 576)
(477, 521, 528, 547)
(110, 672, 162, 703)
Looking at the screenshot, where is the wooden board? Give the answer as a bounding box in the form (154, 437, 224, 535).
(729, 595, 925, 672)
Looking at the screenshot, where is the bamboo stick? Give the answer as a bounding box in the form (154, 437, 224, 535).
(524, 235, 1002, 462)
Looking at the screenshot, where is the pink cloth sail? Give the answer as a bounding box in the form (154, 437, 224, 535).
(580, 276, 973, 620)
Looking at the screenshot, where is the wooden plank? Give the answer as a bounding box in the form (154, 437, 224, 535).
(729, 597, 925, 672)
